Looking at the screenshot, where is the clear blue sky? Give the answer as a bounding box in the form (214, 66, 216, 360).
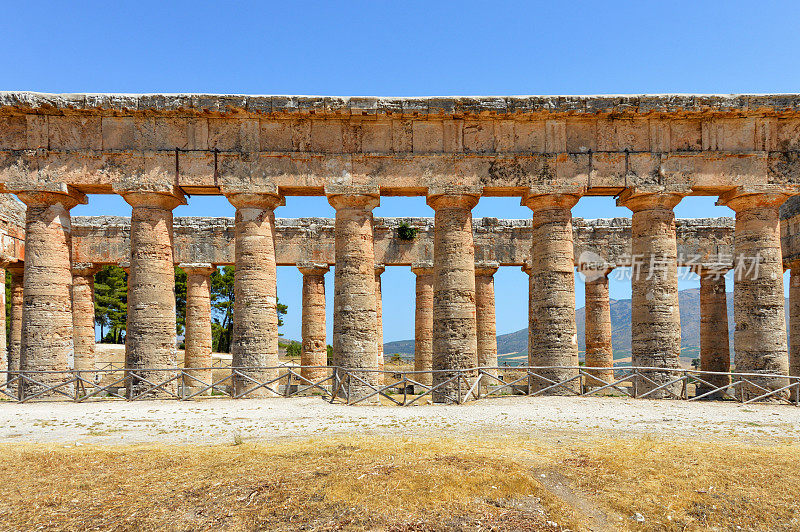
(2, 0, 798, 344)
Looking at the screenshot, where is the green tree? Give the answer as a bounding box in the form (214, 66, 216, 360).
(210, 266, 235, 352)
(174, 266, 187, 336)
(94, 265, 128, 344)
(285, 340, 301, 358)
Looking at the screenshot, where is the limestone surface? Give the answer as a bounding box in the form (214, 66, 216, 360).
(298, 263, 329, 382)
(428, 193, 479, 402)
(123, 192, 182, 398)
(181, 264, 215, 394)
(228, 194, 282, 397)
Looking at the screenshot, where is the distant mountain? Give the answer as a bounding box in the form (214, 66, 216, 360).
(384, 289, 791, 360)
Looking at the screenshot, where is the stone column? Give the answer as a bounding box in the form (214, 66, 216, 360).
(71, 263, 99, 375)
(0, 262, 7, 376)
(521, 262, 533, 368)
(790, 263, 800, 401)
(427, 191, 480, 402)
(582, 268, 614, 388)
(15, 189, 86, 396)
(522, 191, 581, 394)
(226, 193, 282, 397)
(618, 187, 686, 398)
(121, 191, 184, 398)
(696, 267, 731, 397)
(374, 264, 385, 381)
(475, 262, 499, 379)
(7, 265, 23, 375)
(411, 263, 434, 388)
(718, 188, 791, 399)
(328, 190, 380, 402)
(298, 262, 329, 382)
(180, 263, 215, 395)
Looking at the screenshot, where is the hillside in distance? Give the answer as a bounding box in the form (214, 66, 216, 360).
(384, 289, 790, 360)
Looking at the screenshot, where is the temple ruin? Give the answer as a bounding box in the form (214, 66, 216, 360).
(3, 92, 800, 403)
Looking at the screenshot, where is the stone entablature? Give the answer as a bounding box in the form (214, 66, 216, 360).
(3, 92, 800, 197)
(61, 216, 736, 269)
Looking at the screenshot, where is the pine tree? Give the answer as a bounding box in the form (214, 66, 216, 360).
(94, 265, 128, 344)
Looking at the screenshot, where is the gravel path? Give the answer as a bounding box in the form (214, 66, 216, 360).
(0, 396, 797, 446)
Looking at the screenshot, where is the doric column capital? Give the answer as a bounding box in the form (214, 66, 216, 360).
(474, 261, 499, 277)
(521, 188, 582, 211)
(15, 187, 87, 210)
(225, 192, 284, 211)
(121, 190, 186, 210)
(325, 185, 380, 211)
(426, 187, 480, 211)
(297, 261, 330, 276)
(118, 261, 130, 274)
(411, 261, 434, 276)
(716, 185, 799, 212)
(616, 185, 690, 212)
(521, 260, 532, 276)
(179, 263, 216, 276)
(71, 262, 100, 277)
(374, 264, 386, 277)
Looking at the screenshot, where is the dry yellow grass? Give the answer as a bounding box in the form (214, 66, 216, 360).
(0, 435, 797, 531)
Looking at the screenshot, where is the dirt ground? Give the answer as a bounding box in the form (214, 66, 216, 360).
(0, 395, 797, 445)
(0, 396, 798, 531)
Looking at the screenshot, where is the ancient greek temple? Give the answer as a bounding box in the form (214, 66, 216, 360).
(2, 92, 800, 404)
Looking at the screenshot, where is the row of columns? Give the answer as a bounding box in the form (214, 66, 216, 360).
(2, 184, 795, 402)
